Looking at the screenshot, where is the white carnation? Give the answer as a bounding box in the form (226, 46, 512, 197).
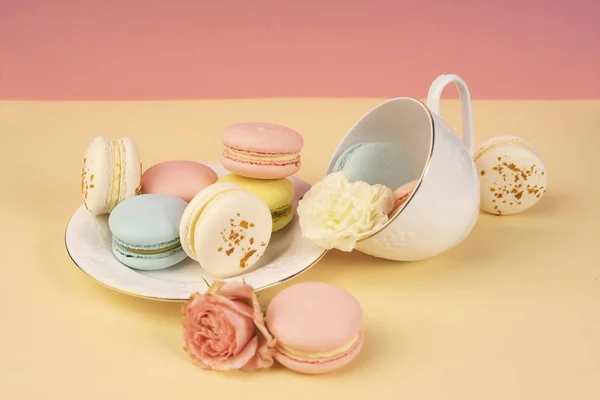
(297, 172, 394, 252)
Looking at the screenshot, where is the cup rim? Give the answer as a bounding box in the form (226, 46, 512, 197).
(348, 97, 436, 243)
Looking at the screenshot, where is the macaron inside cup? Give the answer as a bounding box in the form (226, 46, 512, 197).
(391, 179, 418, 212)
(333, 142, 417, 191)
(81, 136, 142, 215)
(141, 160, 218, 202)
(217, 173, 295, 232)
(266, 282, 364, 374)
(474, 135, 547, 215)
(221, 122, 303, 179)
(108, 194, 189, 270)
(179, 183, 272, 278)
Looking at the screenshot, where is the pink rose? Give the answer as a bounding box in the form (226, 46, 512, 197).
(182, 281, 276, 372)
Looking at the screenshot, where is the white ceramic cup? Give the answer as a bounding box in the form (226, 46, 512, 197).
(326, 74, 480, 261)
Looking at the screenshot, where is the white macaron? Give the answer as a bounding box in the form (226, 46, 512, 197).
(474, 135, 547, 216)
(81, 136, 142, 215)
(179, 182, 272, 278)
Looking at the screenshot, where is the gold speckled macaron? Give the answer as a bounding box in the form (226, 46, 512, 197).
(474, 135, 547, 216)
(81, 136, 142, 216)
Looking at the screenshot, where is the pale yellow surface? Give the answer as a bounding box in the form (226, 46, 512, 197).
(1, 99, 599, 399)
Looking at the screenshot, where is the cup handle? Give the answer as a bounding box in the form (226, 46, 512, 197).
(426, 74, 474, 156)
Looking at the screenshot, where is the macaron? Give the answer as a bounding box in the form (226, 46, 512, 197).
(81, 136, 142, 215)
(221, 122, 303, 179)
(333, 142, 417, 191)
(392, 179, 418, 211)
(266, 282, 364, 374)
(141, 160, 218, 202)
(217, 173, 295, 232)
(474, 135, 547, 215)
(179, 182, 272, 278)
(108, 194, 188, 270)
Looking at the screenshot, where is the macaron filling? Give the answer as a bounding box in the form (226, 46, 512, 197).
(277, 333, 363, 366)
(112, 236, 183, 259)
(279, 333, 360, 360)
(271, 204, 292, 222)
(224, 147, 300, 165)
(107, 140, 123, 211)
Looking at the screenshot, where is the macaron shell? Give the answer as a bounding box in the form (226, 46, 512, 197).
(179, 182, 244, 261)
(193, 191, 272, 278)
(81, 136, 141, 215)
(221, 153, 300, 179)
(392, 179, 418, 209)
(217, 173, 295, 209)
(272, 209, 293, 232)
(475, 141, 547, 215)
(474, 135, 541, 161)
(141, 161, 218, 202)
(222, 122, 303, 154)
(119, 137, 142, 201)
(266, 282, 363, 353)
(333, 142, 417, 190)
(112, 241, 188, 270)
(109, 194, 188, 246)
(82, 136, 113, 215)
(217, 173, 295, 231)
(275, 331, 364, 374)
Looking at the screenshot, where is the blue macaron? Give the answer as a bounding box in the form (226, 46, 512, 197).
(333, 142, 418, 190)
(108, 194, 188, 270)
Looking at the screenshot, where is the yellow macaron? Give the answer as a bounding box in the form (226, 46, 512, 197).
(217, 173, 295, 232)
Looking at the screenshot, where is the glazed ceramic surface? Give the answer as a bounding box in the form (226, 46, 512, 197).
(326, 74, 480, 261)
(65, 163, 326, 301)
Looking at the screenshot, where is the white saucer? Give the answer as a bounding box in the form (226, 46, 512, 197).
(65, 163, 327, 301)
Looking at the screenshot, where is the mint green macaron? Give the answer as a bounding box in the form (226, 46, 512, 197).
(108, 194, 188, 270)
(333, 142, 418, 190)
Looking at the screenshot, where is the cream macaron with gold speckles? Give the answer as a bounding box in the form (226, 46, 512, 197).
(81, 136, 142, 216)
(179, 182, 273, 278)
(474, 135, 547, 215)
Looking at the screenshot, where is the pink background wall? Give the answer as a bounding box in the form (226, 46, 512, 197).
(1, 0, 599, 100)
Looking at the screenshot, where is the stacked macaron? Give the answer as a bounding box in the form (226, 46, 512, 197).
(219, 122, 303, 233)
(80, 123, 304, 277)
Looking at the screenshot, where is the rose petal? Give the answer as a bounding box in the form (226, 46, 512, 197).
(219, 281, 254, 301)
(210, 294, 255, 320)
(241, 332, 277, 371)
(182, 283, 276, 372)
(238, 290, 277, 371)
(185, 292, 209, 314)
(210, 336, 258, 371)
(220, 305, 255, 355)
(249, 291, 274, 343)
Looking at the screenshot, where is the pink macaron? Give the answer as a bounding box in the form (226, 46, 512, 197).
(221, 122, 303, 179)
(141, 161, 218, 202)
(266, 282, 364, 374)
(392, 179, 418, 210)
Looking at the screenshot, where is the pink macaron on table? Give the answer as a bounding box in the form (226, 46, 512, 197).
(266, 282, 364, 374)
